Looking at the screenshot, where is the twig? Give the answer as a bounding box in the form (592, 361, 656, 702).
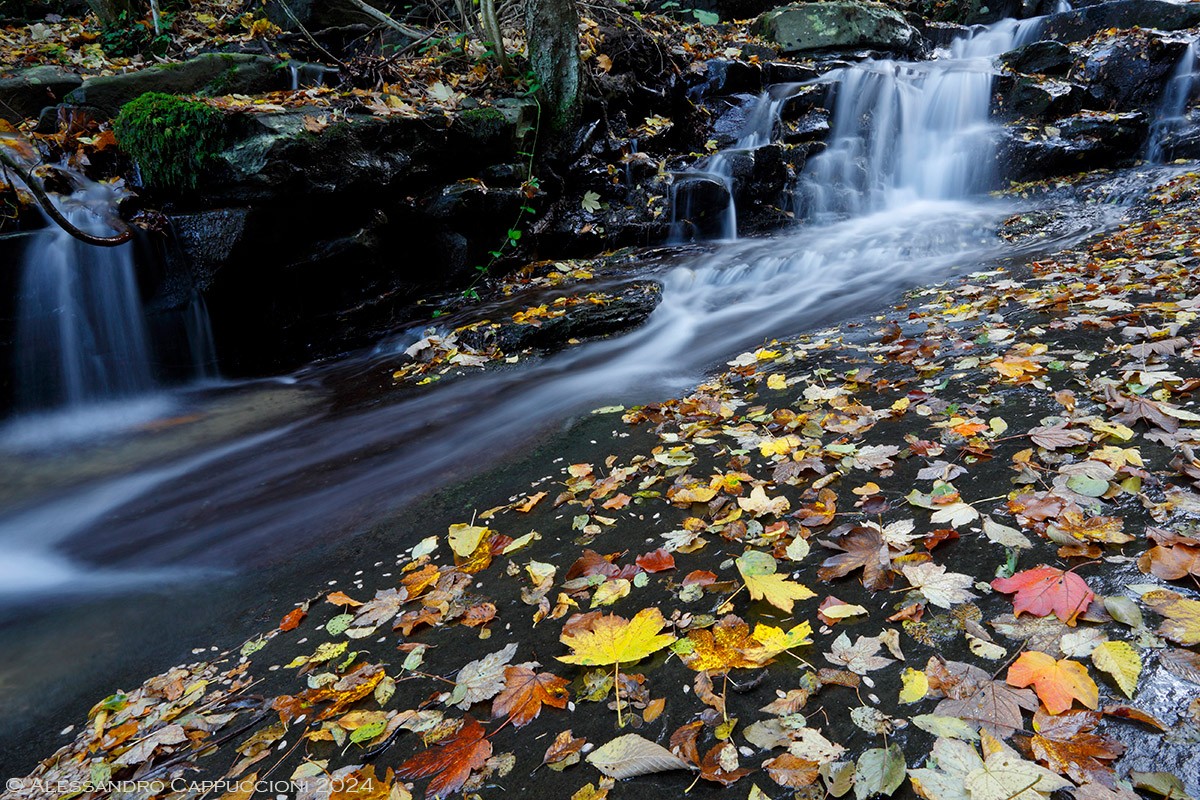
(0, 150, 131, 247)
(345, 0, 430, 40)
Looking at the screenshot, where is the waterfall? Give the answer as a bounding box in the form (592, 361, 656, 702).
(799, 19, 1036, 217)
(15, 203, 155, 410)
(185, 291, 220, 382)
(669, 86, 799, 242)
(1147, 41, 1200, 163)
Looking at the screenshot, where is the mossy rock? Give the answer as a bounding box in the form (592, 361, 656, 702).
(66, 53, 285, 117)
(753, 1, 919, 54)
(114, 92, 227, 191)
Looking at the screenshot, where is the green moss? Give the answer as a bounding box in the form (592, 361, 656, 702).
(458, 107, 508, 140)
(113, 92, 226, 191)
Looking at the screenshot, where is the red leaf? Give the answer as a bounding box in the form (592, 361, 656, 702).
(396, 717, 492, 799)
(636, 548, 676, 573)
(991, 566, 1094, 625)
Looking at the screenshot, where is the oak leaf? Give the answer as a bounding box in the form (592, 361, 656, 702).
(991, 566, 1094, 625)
(1007, 651, 1099, 714)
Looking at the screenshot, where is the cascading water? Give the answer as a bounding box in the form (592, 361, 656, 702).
(15, 200, 154, 410)
(799, 19, 1041, 217)
(1147, 41, 1200, 163)
(669, 85, 799, 242)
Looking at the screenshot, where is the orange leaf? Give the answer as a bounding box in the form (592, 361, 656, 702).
(1007, 651, 1099, 715)
(327, 591, 362, 607)
(635, 548, 675, 573)
(491, 666, 570, 728)
(396, 716, 492, 798)
(279, 607, 306, 631)
(991, 566, 1094, 625)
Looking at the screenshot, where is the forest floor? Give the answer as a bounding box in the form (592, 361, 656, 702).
(9, 165, 1200, 800)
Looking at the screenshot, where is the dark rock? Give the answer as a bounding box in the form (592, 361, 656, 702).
(64, 54, 286, 117)
(1000, 40, 1073, 76)
(783, 109, 831, 142)
(670, 175, 733, 240)
(924, 22, 973, 48)
(999, 110, 1149, 182)
(1151, 108, 1200, 161)
(168, 207, 251, 292)
(1039, 0, 1200, 44)
(754, 2, 920, 55)
(780, 84, 826, 118)
(0, 65, 81, 123)
(479, 282, 663, 354)
(709, 94, 762, 147)
(916, 0, 1020, 26)
(698, 59, 763, 96)
(995, 75, 1083, 120)
(763, 61, 820, 85)
(264, 0, 398, 32)
(1071, 30, 1189, 111)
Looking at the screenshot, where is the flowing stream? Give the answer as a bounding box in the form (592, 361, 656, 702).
(0, 17, 1152, 605)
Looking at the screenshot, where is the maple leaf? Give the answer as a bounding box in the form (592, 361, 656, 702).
(396, 716, 492, 800)
(1007, 651, 1099, 715)
(1028, 709, 1124, 787)
(817, 526, 898, 590)
(735, 551, 815, 612)
(991, 566, 1095, 625)
(964, 732, 1072, 800)
(825, 632, 893, 675)
(681, 615, 772, 671)
(927, 658, 1037, 737)
(449, 642, 518, 709)
(902, 562, 978, 609)
(737, 485, 791, 517)
(558, 607, 675, 667)
(490, 666, 569, 728)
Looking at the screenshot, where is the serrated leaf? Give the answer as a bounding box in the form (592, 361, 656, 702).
(1091, 641, 1140, 698)
(586, 733, 694, 779)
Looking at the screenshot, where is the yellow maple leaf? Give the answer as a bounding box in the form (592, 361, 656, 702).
(1091, 640, 1140, 698)
(751, 621, 812, 656)
(557, 608, 676, 667)
(735, 551, 815, 613)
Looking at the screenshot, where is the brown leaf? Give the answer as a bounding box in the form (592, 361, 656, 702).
(927, 658, 1038, 737)
(699, 742, 751, 786)
(491, 666, 570, 728)
(635, 548, 675, 573)
(279, 607, 306, 631)
(817, 526, 897, 590)
(1029, 709, 1123, 786)
(764, 753, 820, 788)
(396, 716, 492, 799)
(543, 729, 587, 770)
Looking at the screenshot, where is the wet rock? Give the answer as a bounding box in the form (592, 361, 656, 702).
(64, 54, 286, 118)
(167, 207, 251, 292)
(999, 110, 1149, 182)
(915, 0, 1019, 25)
(754, 1, 920, 55)
(995, 75, 1083, 120)
(709, 94, 762, 147)
(0, 65, 81, 124)
(924, 22, 973, 48)
(780, 84, 826, 118)
(670, 175, 733, 239)
(1151, 109, 1200, 161)
(783, 109, 831, 143)
(1039, 0, 1200, 44)
(1000, 40, 1073, 76)
(698, 59, 763, 96)
(1071, 30, 1189, 111)
(763, 62, 820, 84)
(480, 282, 663, 354)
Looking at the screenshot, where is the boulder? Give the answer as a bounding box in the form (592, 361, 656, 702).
(994, 75, 1083, 120)
(1071, 30, 1190, 111)
(916, 0, 1020, 25)
(1000, 40, 1073, 76)
(64, 54, 286, 117)
(1039, 0, 1200, 44)
(999, 111, 1149, 182)
(0, 65, 81, 123)
(753, 2, 920, 55)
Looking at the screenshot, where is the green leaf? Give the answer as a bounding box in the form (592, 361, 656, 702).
(349, 719, 387, 744)
(854, 743, 906, 799)
(326, 613, 354, 636)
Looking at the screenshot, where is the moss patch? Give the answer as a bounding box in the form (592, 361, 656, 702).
(113, 92, 226, 191)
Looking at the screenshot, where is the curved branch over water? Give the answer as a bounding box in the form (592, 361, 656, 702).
(0, 149, 132, 248)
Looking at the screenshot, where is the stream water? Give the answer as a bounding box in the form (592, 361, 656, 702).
(0, 14, 1145, 604)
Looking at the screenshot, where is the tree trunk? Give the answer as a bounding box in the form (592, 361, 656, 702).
(86, 0, 137, 25)
(525, 0, 581, 135)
